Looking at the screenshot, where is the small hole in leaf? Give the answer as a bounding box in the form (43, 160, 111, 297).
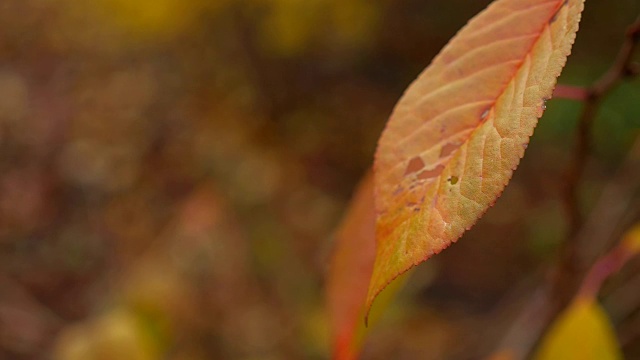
(448, 176, 459, 185)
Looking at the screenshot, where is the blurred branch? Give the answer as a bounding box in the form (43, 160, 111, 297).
(553, 84, 588, 101)
(604, 265, 640, 324)
(619, 311, 640, 351)
(576, 138, 640, 267)
(0, 273, 63, 356)
(577, 237, 638, 301)
(492, 16, 640, 360)
(492, 154, 640, 359)
(555, 14, 640, 309)
(229, 7, 286, 124)
(489, 283, 554, 360)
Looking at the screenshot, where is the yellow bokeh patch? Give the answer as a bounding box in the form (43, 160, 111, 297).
(95, 0, 210, 40)
(535, 299, 622, 360)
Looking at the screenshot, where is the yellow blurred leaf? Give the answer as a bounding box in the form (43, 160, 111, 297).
(258, 0, 323, 56)
(256, 0, 380, 56)
(96, 0, 208, 40)
(535, 299, 622, 360)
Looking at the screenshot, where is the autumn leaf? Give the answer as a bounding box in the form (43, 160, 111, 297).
(327, 172, 411, 359)
(327, 173, 376, 360)
(534, 299, 622, 360)
(368, 0, 585, 312)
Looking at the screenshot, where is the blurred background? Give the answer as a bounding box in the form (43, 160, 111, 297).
(0, 0, 639, 359)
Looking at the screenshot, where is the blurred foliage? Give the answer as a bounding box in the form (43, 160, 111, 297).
(535, 224, 640, 360)
(252, 0, 381, 56)
(0, 0, 639, 359)
(535, 299, 622, 360)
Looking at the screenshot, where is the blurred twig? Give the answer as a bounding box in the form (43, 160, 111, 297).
(229, 7, 286, 125)
(555, 13, 640, 310)
(506, 134, 640, 360)
(553, 84, 588, 101)
(490, 282, 554, 360)
(604, 264, 640, 324)
(491, 16, 640, 359)
(576, 138, 640, 267)
(0, 273, 63, 357)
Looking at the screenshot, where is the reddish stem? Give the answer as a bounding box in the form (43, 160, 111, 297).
(578, 244, 633, 300)
(553, 84, 588, 101)
(555, 14, 640, 308)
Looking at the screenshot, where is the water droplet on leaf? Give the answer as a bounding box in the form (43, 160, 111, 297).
(480, 108, 490, 120)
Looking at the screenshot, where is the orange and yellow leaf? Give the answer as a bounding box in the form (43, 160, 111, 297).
(327, 173, 376, 360)
(327, 172, 412, 359)
(368, 0, 585, 311)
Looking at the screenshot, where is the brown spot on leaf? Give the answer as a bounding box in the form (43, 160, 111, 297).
(404, 156, 425, 176)
(417, 165, 445, 180)
(439, 143, 459, 158)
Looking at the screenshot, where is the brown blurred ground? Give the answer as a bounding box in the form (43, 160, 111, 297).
(0, 0, 639, 359)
